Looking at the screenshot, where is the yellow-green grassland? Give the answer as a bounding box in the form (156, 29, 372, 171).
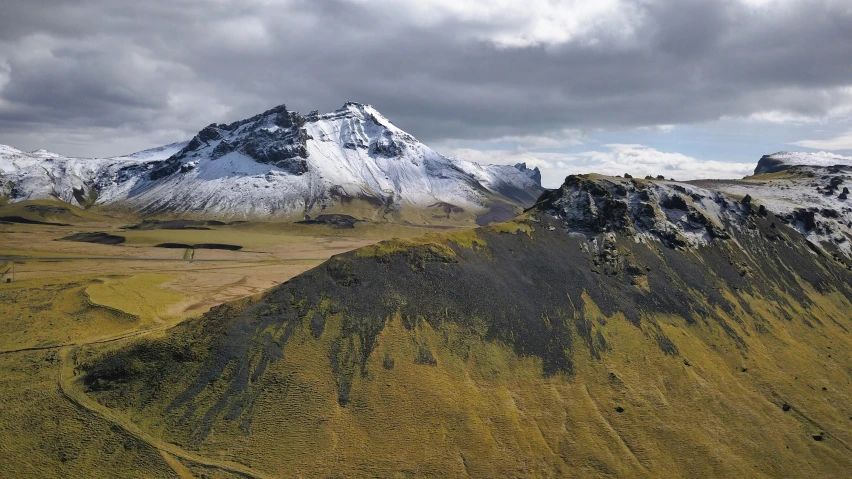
(0, 200, 442, 478)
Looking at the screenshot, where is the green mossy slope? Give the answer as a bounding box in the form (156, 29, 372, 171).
(79, 208, 852, 477)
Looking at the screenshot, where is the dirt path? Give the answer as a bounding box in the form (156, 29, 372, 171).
(58, 346, 274, 479)
(0, 327, 161, 355)
(159, 451, 197, 479)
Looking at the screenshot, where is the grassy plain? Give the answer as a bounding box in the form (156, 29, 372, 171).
(0, 200, 443, 478)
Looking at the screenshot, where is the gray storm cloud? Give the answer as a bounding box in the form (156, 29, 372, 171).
(0, 0, 850, 159)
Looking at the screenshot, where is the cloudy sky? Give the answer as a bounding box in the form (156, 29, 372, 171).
(1, 0, 851, 187)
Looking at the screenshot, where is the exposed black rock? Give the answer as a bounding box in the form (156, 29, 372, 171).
(370, 131, 405, 157)
(196, 124, 222, 143)
(534, 175, 733, 247)
(793, 209, 818, 232)
(754, 155, 790, 174)
(210, 139, 234, 159)
(662, 194, 689, 211)
(148, 159, 182, 181)
(514, 162, 542, 184)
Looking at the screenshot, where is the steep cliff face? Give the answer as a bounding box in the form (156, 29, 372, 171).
(80, 175, 852, 478)
(0, 103, 543, 222)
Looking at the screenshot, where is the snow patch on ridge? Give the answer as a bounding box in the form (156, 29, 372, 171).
(755, 151, 852, 174)
(538, 175, 747, 249)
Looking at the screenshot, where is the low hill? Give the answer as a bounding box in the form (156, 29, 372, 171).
(0, 199, 106, 226)
(78, 174, 852, 477)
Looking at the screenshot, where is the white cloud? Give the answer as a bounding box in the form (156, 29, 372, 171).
(443, 129, 585, 149)
(739, 0, 783, 8)
(492, 130, 585, 148)
(444, 144, 754, 187)
(637, 124, 676, 133)
(736, 110, 822, 124)
(791, 131, 852, 151)
(345, 0, 642, 48)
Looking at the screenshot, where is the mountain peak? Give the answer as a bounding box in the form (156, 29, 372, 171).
(514, 162, 542, 184)
(342, 100, 370, 109)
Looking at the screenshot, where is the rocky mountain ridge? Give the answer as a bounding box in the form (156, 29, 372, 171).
(694, 151, 852, 260)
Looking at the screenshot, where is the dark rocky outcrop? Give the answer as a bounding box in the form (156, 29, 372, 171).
(168, 104, 311, 175)
(534, 175, 733, 247)
(514, 162, 542, 184)
(754, 155, 790, 175)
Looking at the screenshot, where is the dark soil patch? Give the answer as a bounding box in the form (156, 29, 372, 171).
(415, 346, 437, 366)
(127, 219, 228, 230)
(297, 214, 360, 228)
(382, 352, 395, 370)
(59, 232, 126, 245)
(195, 243, 242, 251)
(310, 314, 325, 338)
(154, 243, 193, 249)
(0, 216, 70, 226)
(154, 243, 242, 251)
(476, 203, 518, 226)
(429, 202, 465, 219)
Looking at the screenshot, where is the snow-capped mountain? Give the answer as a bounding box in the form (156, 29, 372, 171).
(0, 103, 543, 221)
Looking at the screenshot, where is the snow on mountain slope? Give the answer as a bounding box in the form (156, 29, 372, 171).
(536, 170, 852, 263)
(754, 151, 852, 174)
(0, 142, 188, 206)
(0, 103, 542, 220)
(694, 158, 852, 258)
(537, 174, 743, 249)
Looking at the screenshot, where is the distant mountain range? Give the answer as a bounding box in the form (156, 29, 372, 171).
(0, 102, 543, 224)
